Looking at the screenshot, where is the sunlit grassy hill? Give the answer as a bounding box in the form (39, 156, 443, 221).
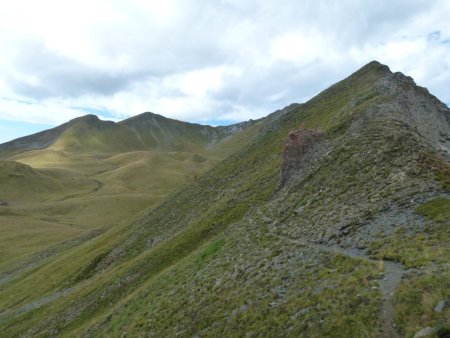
(0, 112, 257, 282)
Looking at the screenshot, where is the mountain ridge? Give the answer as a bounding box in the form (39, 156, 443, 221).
(0, 112, 256, 158)
(0, 61, 449, 337)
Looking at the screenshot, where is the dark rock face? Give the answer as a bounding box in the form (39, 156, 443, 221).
(375, 71, 450, 154)
(280, 126, 326, 187)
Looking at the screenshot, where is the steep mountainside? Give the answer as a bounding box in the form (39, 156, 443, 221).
(0, 61, 449, 337)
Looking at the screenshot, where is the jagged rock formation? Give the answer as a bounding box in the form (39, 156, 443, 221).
(280, 126, 325, 187)
(370, 70, 450, 154)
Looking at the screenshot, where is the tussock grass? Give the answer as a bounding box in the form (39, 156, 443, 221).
(394, 272, 450, 337)
(416, 197, 450, 223)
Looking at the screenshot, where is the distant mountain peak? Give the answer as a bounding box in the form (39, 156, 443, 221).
(67, 114, 115, 130)
(334, 60, 393, 88)
(121, 112, 161, 122)
(359, 60, 392, 75)
(69, 114, 101, 123)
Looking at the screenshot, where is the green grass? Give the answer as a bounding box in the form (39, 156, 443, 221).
(0, 216, 84, 273)
(394, 271, 450, 337)
(74, 226, 382, 338)
(367, 224, 449, 268)
(418, 151, 450, 191)
(195, 238, 225, 265)
(366, 198, 450, 268)
(416, 197, 450, 223)
(0, 110, 267, 336)
(0, 122, 245, 281)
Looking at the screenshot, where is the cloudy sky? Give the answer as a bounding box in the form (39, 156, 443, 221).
(0, 0, 449, 143)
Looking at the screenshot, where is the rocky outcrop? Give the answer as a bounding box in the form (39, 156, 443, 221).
(216, 119, 256, 135)
(280, 126, 326, 187)
(376, 71, 450, 154)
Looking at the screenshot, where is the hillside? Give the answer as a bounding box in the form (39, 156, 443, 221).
(0, 112, 254, 158)
(0, 61, 449, 337)
(0, 113, 257, 281)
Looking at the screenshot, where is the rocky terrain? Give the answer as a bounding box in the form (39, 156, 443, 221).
(0, 61, 448, 337)
(280, 126, 326, 187)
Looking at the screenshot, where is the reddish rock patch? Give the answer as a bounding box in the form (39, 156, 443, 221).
(280, 125, 325, 187)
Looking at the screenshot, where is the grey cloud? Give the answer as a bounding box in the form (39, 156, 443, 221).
(1, 0, 449, 124)
(211, 60, 350, 115)
(4, 41, 151, 99)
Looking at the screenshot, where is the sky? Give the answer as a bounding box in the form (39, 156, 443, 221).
(0, 0, 449, 143)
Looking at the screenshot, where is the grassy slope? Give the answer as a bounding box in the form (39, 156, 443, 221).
(81, 63, 449, 337)
(0, 160, 98, 273)
(391, 196, 450, 336)
(1, 62, 449, 337)
(0, 114, 254, 281)
(80, 63, 448, 338)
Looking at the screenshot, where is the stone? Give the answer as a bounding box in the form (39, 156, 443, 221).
(434, 300, 447, 313)
(414, 327, 436, 338)
(240, 304, 248, 312)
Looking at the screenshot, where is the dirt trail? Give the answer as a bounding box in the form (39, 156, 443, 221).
(252, 208, 406, 338)
(319, 244, 404, 338)
(58, 179, 104, 201)
(380, 261, 404, 338)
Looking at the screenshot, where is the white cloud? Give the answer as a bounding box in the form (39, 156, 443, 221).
(0, 97, 89, 125)
(163, 66, 241, 97)
(0, 0, 449, 141)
